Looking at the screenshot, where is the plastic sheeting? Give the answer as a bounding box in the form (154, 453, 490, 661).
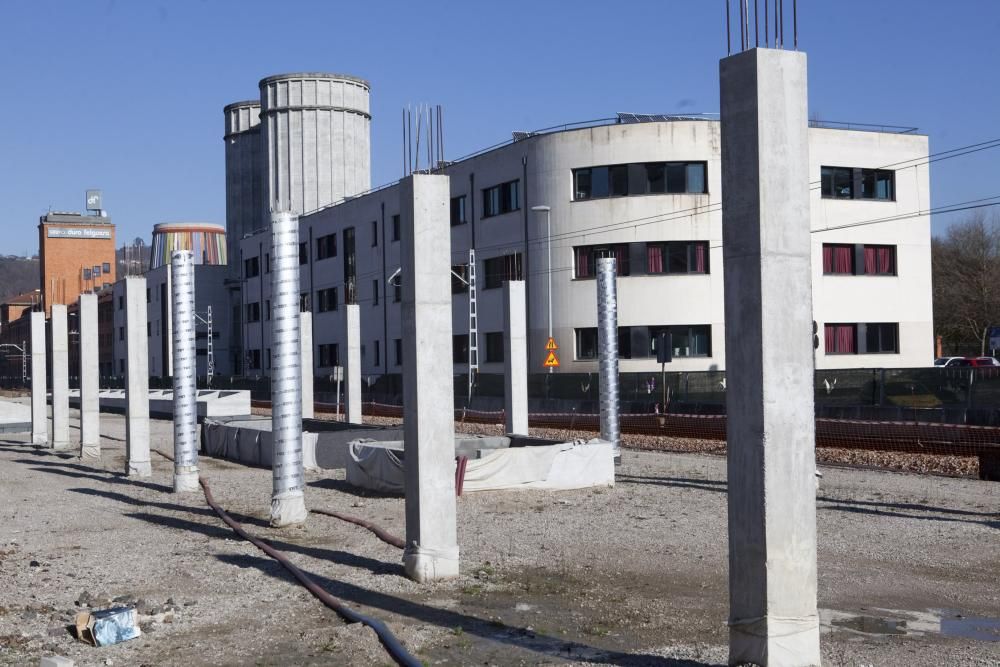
(345, 439, 615, 494)
(202, 418, 319, 471)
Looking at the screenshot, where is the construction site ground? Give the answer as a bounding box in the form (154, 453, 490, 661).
(0, 408, 997, 666)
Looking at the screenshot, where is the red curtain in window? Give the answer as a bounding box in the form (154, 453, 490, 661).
(822, 245, 833, 273)
(576, 248, 590, 278)
(824, 324, 856, 354)
(834, 246, 853, 274)
(694, 243, 706, 273)
(614, 245, 629, 275)
(647, 245, 663, 273)
(877, 246, 893, 274)
(863, 245, 876, 275)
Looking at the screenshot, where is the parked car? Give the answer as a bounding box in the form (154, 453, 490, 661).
(973, 356, 1000, 367)
(934, 356, 968, 367)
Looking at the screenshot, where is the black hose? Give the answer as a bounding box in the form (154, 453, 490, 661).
(197, 478, 421, 667)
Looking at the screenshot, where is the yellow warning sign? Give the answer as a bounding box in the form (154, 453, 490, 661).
(545, 337, 559, 351)
(543, 350, 560, 368)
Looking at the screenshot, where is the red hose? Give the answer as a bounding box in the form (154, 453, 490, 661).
(309, 508, 405, 549)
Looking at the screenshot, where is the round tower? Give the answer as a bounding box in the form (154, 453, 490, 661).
(258, 72, 371, 217)
(223, 100, 264, 274)
(150, 222, 228, 269)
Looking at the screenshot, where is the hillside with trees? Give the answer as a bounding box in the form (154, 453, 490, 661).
(0, 256, 39, 303)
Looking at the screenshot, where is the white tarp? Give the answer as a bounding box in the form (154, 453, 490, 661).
(202, 418, 319, 471)
(344, 438, 615, 494)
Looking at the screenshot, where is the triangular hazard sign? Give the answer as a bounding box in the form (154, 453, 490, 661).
(545, 337, 559, 351)
(543, 350, 560, 368)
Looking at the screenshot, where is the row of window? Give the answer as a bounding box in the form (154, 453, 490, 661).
(574, 162, 708, 201)
(575, 241, 709, 279)
(825, 322, 898, 355)
(820, 167, 895, 201)
(823, 243, 896, 276)
(576, 325, 712, 360)
(453, 332, 506, 364)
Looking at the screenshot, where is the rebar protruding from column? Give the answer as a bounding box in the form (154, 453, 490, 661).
(596, 257, 621, 464)
(269, 210, 307, 527)
(171, 250, 200, 492)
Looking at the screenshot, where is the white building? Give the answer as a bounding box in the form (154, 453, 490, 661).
(235, 114, 933, 377)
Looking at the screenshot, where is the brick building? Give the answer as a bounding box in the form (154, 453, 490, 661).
(38, 212, 116, 316)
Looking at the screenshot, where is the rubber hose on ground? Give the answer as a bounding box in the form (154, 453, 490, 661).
(310, 508, 405, 549)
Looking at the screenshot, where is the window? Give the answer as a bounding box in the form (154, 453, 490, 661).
(574, 244, 630, 278)
(451, 196, 467, 226)
(246, 302, 261, 322)
(372, 279, 379, 305)
(343, 227, 356, 283)
(646, 241, 709, 274)
(482, 180, 520, 218)
(265, 253, 270, 273)
(118, 296, 123, 310)
(247, 349, 261, 370)
(824, 323, 898, 354)
(371, 220, 378, 246)
(93, 265, 101, 277)
(299, 292, 310, 311)
(394, 338, 403, 366)
(821, 167, 895, 201)
(452, 264, 469, 294)
(485, 332, 504, 363)
(575, 325, 711, 359)
(244, 256, 260, 278)
(146, 322, 151, 337)
(145, 288, 151, 303)
(102, 262, 111, 274)
(318, 343, 339, 367)
(452, 334, 469, 364)
(483, 253, 523, 289)
(574, 162, 707, 200)
(373, 339, 380, 366)
(299, 242, 308, 265)
(317, 287, 338, 312)
(316, 234, 337, 260)
(823, 244, 896, 276)
(393, 276, 402, 303)
(392, 214, 401, 241)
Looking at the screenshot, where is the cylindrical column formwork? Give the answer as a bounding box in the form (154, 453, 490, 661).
(170, 250, 200, 492)
(596, 258, 622, 463)
(269, 211, 307, 526)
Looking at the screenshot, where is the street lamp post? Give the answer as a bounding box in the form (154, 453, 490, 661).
(531, 205, 553, 373)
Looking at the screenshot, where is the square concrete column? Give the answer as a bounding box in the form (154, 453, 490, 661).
(50, 305, 70, 450)
(344, 304, 362, 424)
(400, 174, 459, 582)
(502, 280, 528, 435)
(720, 48, 820, 666)
(300, 311, 314, 420)
(123, 276, 152, 477)
(78, 294, 100, 460)
(30, 311, 47, 446)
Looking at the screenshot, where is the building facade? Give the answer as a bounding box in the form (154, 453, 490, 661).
(237, 116, 933, 377)
(38, 212, 116, 315)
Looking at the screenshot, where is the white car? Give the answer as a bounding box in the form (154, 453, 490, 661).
(934, 356, 966, 367)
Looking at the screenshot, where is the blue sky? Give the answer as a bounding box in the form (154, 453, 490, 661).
(1, 0, 998, 254)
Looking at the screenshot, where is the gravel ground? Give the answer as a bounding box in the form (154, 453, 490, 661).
(0, 408, 997, 666)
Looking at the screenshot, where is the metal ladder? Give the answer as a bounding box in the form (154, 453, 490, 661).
(467, 248, 479, 401)
(195, 305, 215, 386)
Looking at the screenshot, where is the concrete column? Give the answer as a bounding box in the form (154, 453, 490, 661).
(596, 259, 621, 463)
(269, 211, 307, 527)
(720, 48, 820, 666)
(502, 280, 528, 435)
(124, 276, 152, 477)
(300, 311, 314, 420)
(344, 304, 362, 424)
(78, 294, 100, 459)
(50, 305, 70, 450)
(30, 311, 47, 446)
(400, 174, 459, 582)
(171, 251, 200, 492)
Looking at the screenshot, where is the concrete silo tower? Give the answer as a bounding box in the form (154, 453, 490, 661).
(223, 100, 264, 274)
(258, 72, 372, 217)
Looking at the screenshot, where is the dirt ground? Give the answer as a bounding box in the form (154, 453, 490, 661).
(0, 409, 997, 666)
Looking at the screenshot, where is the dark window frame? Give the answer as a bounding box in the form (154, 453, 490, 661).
(573, 161, 708, 201)
(482, 180, 520, 218)
(820, 166, 895, 201)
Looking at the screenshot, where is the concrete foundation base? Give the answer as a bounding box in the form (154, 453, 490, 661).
(80, 444, 101, 461)
(173, 468, 200, 493)
(730, 615, 821, 667)
(270, 492, 307, 527)
(403, 544, 460, 582)
(127, 459, 152, 477)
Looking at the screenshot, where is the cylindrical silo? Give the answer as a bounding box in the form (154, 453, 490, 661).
(258, 72, 371, 217)
(223, 100, 264, 276)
